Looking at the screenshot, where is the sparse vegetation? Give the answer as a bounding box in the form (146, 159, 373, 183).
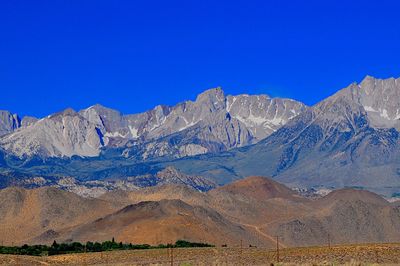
(0, 240, 214, 256)
(0, 244, 48, 256)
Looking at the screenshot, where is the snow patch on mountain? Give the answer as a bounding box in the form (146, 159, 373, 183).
(128, 126, 139, 138)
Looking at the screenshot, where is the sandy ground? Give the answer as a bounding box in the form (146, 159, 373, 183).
(0, 243, 400, 265)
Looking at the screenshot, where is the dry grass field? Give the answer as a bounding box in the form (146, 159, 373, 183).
(0, 243, 399, 265)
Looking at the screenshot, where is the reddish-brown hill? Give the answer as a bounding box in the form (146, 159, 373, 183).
(216, 176, 300, 201)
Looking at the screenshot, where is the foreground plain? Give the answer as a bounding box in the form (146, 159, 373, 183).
(0, 243, 399, 265)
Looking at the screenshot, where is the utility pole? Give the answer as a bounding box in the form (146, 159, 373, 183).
(240, 239, 243, 265)
(170, 245, 174, 266)
(276, 236, 280, 263)
(328, 233, 331, 249)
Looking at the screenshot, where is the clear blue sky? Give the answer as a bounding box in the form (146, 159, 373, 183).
(1, 0, 400, 118)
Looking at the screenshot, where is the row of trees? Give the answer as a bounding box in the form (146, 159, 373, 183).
(0, 239, 214, 256)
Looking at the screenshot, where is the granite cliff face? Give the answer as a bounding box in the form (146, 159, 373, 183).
(0, 110, 20, 136)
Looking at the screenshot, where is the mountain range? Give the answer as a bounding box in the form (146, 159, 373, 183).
(0, 88, 305, 158)
(0, 76, 400, 198)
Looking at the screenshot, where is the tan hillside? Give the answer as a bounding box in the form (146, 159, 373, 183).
(0, 187, 120, 245)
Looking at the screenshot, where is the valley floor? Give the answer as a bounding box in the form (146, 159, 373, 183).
(0, 243, 400, 265)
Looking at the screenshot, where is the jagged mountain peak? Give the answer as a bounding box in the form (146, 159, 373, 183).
(195, 87, 224, 101)
(193, 87, 226, 113)
(318, 76, 400, 130)
(49, 108, 79, 119)
(88, 103, 110, 109)
(84, 104, 121, 115)
(229, 93, 272, 99)
(360, 75, 399, 85)
(360, 74, 378, 85)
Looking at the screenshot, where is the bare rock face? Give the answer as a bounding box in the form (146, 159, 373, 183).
(155, 166, 216, 191)
(0, 110, 20, 136)
(226, 94, 305, 140)
(82, 88, 306, 154)
(109, 88, 307, 159)
(132, 88, 306, 147)
(79, 104, 132, 145)
(0, 108, 104, 158)
(358, 76, 400, 129)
